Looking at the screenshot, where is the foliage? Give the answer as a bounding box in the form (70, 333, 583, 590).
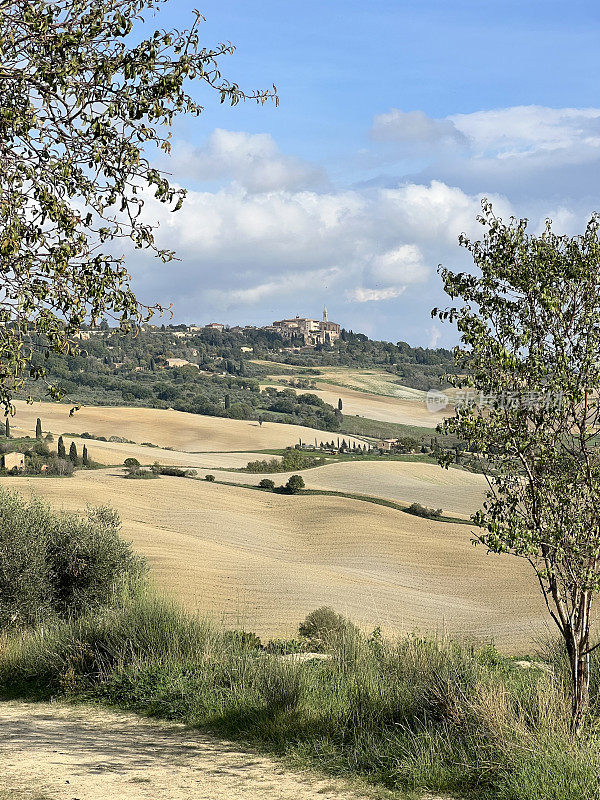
(406, 502, 443, 519)
(204, 474, 215, 482)
(258, 478, 275, 489)
(0, 488, 145, 628)
(68, 441, 79, 465)
(434, 202, 600, 733)
(2, 599, 599, 800)
(298, 606, 349, 644)
(246, 447, 325, 473)
(284, 474, 305, 494)
(0, 0, 276, 412)
(152, 464, 195, 478)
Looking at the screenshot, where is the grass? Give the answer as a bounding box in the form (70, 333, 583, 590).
(0, 789, 53, 800)
(338, 415, 459, 444)
(1, 594, 600, 800)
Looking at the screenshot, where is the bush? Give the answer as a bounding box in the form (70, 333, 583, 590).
(205, 474, 215, 482)
(0, 489, 145, 629)
(258, 478, 275, 489)
(298, 606, 348, 646)
(285, 474, 305, 494)
(157, 466, 187, 477)
(1, 600, 599, 800)
(407, 502, 443, 519)
(246, 447, 325, 473)
(124, 469, 158, 480)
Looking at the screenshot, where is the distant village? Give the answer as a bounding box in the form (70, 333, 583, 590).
(76, 308, 341, 349)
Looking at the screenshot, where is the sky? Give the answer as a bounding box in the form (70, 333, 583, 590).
(127, 0, 600, 346)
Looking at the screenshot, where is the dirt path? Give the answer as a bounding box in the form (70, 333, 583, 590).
(0, 701, 403, 800)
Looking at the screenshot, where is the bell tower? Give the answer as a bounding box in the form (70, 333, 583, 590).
(323, 305, 328, 323)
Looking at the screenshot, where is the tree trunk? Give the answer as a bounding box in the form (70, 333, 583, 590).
(566, 629, 590, 737)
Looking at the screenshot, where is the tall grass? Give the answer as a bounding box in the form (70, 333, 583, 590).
(1, 596, 599, 800)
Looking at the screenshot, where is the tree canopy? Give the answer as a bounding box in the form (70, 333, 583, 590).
(434, 202, 600, 734)
(0, 0, 276, 412)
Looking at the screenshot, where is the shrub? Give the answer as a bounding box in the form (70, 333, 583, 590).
(285, 474, 305, 494)
(124, 469, 158, 480)
(245, 447, 325, 473)
(33, 440, 50, 457)
(0, 489, 145, 629)
(158, 466, 187, 477)
(299, 606, 349, 645)
(205, 474, 215, 482)
(407, 502, 443, 519)
(258, 478, 275, 489)
(1, 602, 599, 800)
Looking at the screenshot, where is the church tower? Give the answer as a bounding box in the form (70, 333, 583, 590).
(323, 305, 328, 323)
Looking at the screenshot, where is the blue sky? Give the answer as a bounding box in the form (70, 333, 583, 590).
(129, 0, 600, 345)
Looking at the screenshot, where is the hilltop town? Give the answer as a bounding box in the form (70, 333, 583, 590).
(76, 308, 341, 349)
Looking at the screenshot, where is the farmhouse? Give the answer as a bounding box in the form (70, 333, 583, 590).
(3, 452, 25, 470)
(377, 438, 399, 452)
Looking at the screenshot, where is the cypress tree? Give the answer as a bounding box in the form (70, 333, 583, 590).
(69, 441, 79, 465)
(35, 418, 42, 439)
(57, 435, 66, 460)
(338, 398, 343, 411)
(224, 394, 231, 410)
(82, 445, 89, 467)
(4, 418, 9, 438)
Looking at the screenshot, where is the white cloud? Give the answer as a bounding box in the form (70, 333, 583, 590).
(121, 111, 600, 343)
(449, 106, 600, 161)
(347, 287, 406, 303)
(167, 130, 325, 193)
(369, 106, 600, 202)
(371, 109, 467, 147)
(133, 178, 510, 321)
(207, 267, 342, 307)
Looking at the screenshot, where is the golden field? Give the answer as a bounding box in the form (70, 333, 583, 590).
(2, 394, 550, 650)
(10, 400, 363, 455)
(0, 468, 545, 649)
(193, 460, 488, 519)
(256, 365, 453, 426)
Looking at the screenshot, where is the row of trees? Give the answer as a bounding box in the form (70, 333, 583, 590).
(56, 436, 89, 467)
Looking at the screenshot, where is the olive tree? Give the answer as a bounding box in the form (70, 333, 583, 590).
(0, 0, 276, 412)
(433, 203, 600, 734)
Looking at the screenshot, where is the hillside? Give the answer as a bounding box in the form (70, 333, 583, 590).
(3, 399, 544, 651)
(21, 327, 455, 437)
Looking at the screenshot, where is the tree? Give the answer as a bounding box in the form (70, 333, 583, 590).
(224, 394, 231, 410)
(434, 202, 600, 735)
(338, 398, 343, 411)
(4, 418, 9, 439)
(57, 436, 66, 460)
(258, 478, 275, 489)
(0, 1, 277, 413)
(35, 418, 42, 439)
(123, 457, 140, 475)
(285, 474, 305, 494)
(0, 489, 144, 628)
(82, 444, 89, 467)
(69, 441, 79, 465)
